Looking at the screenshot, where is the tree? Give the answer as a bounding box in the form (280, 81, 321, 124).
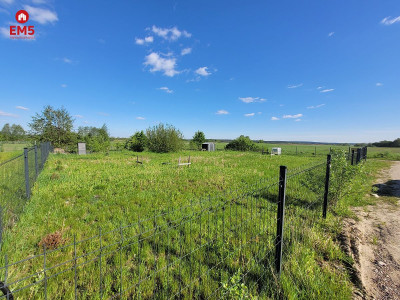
(77, 124, 110, 152)
(125, 131, 147, 152)
(29, 105, 74, 148)
(192, 131, 206, 150)
(1, 123, 26, 141)
(1, 124, 11, 140)
(10, 124, 25, 140)
(146, 123, 184, 153)
(225, 135, 258, 151)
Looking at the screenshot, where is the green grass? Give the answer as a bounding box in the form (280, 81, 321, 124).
(0, 150, 382, 299)
(0, 151, 22, 163)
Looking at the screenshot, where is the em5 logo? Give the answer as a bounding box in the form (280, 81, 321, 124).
(10, 10, 35, 39)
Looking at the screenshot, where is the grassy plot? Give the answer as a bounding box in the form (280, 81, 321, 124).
(0, 150, 367, 299)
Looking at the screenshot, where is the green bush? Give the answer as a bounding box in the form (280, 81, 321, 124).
(146, 123, 184, 153)
(225, 135, 258, 151)
(125, 131, 147, 152)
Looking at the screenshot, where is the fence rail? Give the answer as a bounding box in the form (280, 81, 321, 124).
(0, 142, 52, 247)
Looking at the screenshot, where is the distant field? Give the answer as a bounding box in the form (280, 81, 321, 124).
(0, 142, 31, 152)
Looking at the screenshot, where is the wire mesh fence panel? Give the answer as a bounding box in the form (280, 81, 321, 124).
(0, 142, 52, 248)
(0, 178, 282, 299)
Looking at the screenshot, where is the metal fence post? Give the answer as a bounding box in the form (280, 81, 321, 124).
(356, 148, 361, 164)
(323, 154, 331, 219)
(24, 148, 31, 199)
(275, 165, 287, 276)
(351, 150, 355, 165)
(34, 145, 39, 178)
(364, 147, 368, 161)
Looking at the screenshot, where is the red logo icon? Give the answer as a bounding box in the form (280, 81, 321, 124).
(15, 10, 29, 24)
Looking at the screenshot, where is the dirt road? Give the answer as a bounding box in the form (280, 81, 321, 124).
(342, 161, 400, 299)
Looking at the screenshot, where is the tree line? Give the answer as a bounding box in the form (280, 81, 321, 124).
(1, 105, 281, 153)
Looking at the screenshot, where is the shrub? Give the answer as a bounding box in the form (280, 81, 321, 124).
(146, 123, 184, 153)
(125, 131, 147, 152)
(225, 135, 257, 151)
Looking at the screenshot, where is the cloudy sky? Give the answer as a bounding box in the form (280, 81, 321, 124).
(0, 0, 400, 142)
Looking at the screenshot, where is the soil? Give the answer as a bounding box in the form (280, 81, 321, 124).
(341, 161, 400, 300)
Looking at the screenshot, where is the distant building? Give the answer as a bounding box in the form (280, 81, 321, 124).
(202, 142, 215, 151)
(272, 147, 281, 155)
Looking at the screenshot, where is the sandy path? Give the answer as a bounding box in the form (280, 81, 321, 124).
(347, 162, 400, 299)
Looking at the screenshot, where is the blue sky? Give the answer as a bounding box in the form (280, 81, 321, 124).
(0, 0, 399, 143)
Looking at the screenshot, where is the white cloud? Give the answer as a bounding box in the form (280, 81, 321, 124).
(159, 86, 173, 94)
(63, 57, 73, 64)
(32, 0, 47, 4)
(151, 25, 191, 41)
(307, 104, 325, 109)
(0, 0, 13, 4)
(181, 47, 192, 55)
(135, 36, 153, 45)
(238, 97, 266, 103)
(328, 32, 335, 37)
(316, 86, 324, 90)
(136, 116, 145, 120)
(135, 38, 145, 45)
(320, 89, 334, 93)
(295, 119, 301, 122)
(216, 110, 229, 115)
(376, 82, 383, 87)
(244, 113, 255, 117)
(83, 120, 89, 124)
(283, 114, 303, 119)
(61, 84, 67, 88)
(23, 5, 58, 25)
(195, 67, 211, 76)
(74, 115, 83, 118)
(0, 110, 17, 117)
(381, 16, 400, 25)
(16, 106, 29, 110)
(144, 52, 179, 77)
(287, 83, 303, 89)
(271, 117, 279, 121)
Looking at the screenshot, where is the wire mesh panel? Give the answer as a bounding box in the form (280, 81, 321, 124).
(0, 142, 52, 248)
(0, 179, 280, 299)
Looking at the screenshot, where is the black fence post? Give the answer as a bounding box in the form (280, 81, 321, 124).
(351, 150, 355, 165)
(24, 148, 31, 199)
(34, 145, 39, 178)
(356, 148, 361, 164)
(275, 165, 287, 276)
(365, 147, 368, 161)
(323, 154, 331, 219)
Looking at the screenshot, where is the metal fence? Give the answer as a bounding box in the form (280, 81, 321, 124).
(0, 142, 52, 247)
(0, 151, 360, 299)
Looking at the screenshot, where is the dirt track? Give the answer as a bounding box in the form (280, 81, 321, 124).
(343, 162, 400, 299)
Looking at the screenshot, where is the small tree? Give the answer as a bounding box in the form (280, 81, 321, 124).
(125, 131, 147, 152)
(225, 135, 257, 151)
(146, 123, 184, 153)
(192, 131, 206, 150)
(29, 105, 74, 148)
